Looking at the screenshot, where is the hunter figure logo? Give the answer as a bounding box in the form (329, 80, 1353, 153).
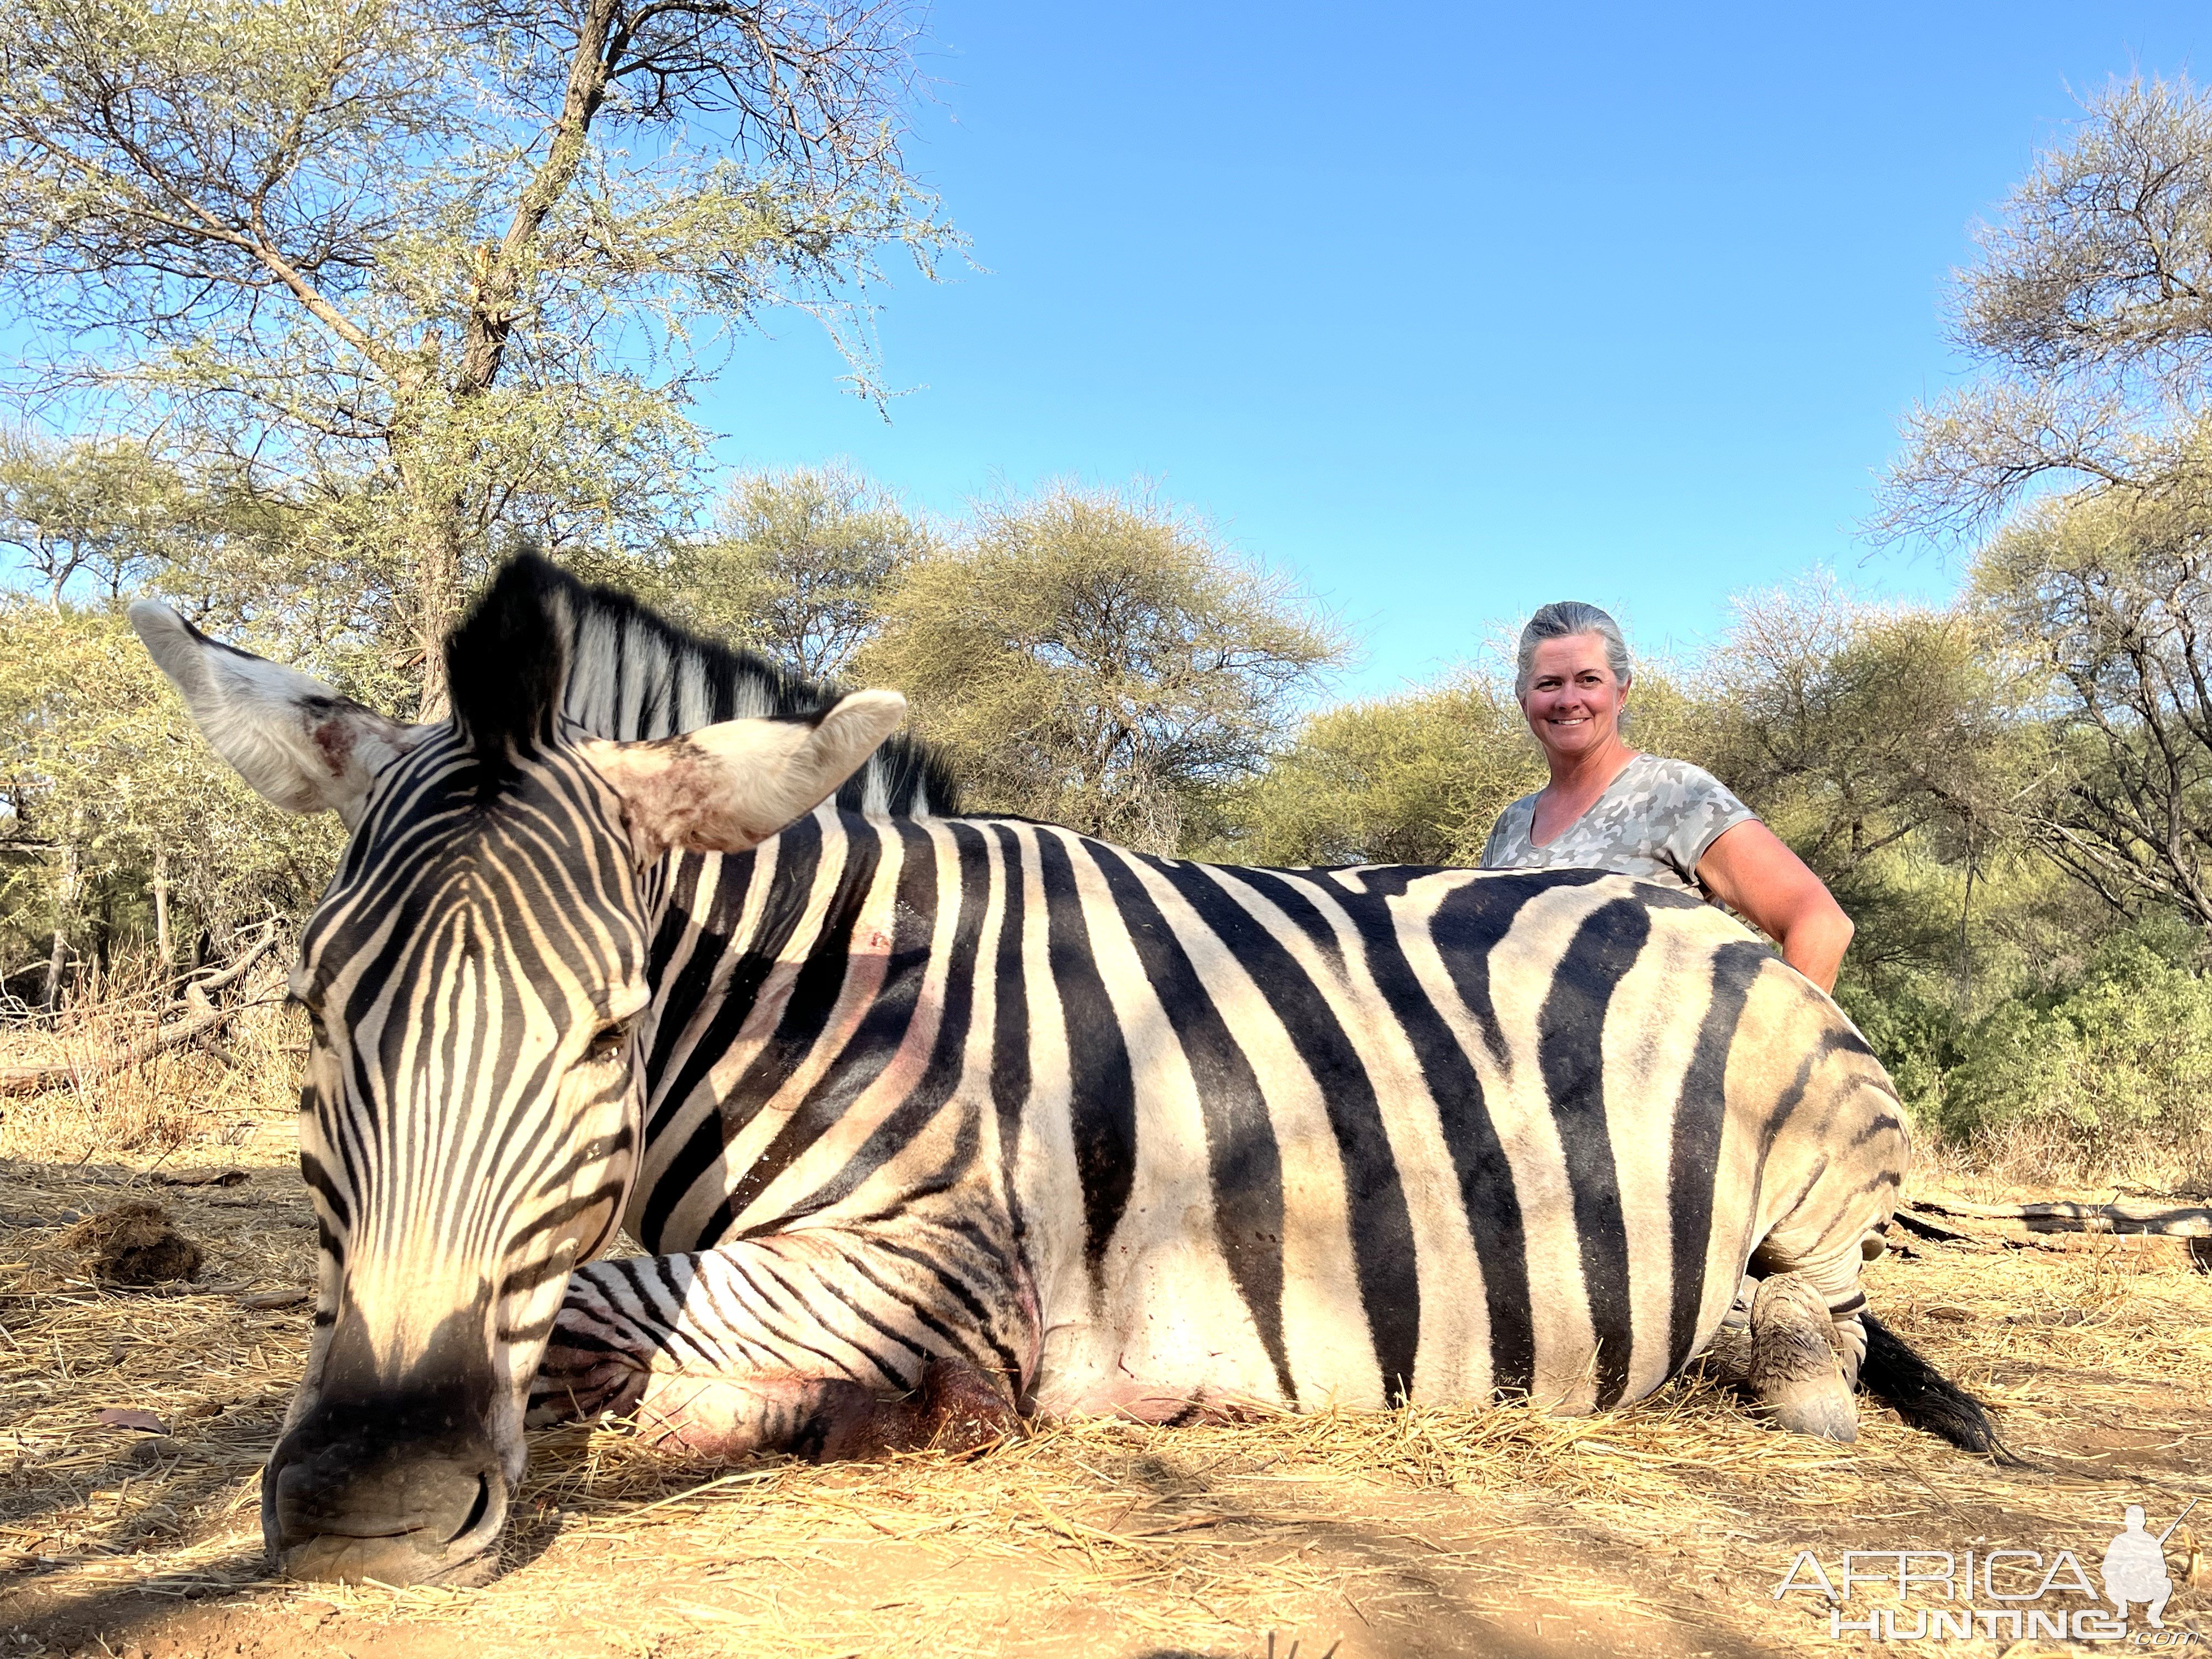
(2106, 1503, 2195, 1630)
(1774, 1499, 2202, 1644)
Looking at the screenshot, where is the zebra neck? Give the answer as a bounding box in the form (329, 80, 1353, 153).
(631, 810, 959, 1251)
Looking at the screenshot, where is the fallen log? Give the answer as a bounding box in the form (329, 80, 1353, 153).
(1905, 1197, 2211, 1238)
(1891, 1208, 1984, 1246)
(1898, 1197, 2211, 1273)
(0, 994, 280, 1098)
(179, 926, 280, 997)
(0, 927, 287, 1098)
(1994, 1230, 2211, 1269)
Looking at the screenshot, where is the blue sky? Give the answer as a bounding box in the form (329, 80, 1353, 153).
(697, 0, 2207, 698)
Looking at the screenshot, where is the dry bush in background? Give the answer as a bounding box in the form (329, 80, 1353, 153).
(0, 946, 303, 1166)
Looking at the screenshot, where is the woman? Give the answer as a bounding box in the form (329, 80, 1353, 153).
(1481, 600, 1854, 992)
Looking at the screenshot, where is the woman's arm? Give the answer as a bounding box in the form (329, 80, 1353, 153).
(1695, 820, 1854, 994)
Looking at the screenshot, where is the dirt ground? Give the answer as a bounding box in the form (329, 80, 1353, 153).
(2, 1090, 2208, 1658)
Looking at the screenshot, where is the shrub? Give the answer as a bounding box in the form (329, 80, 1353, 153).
(1834, 974, 1957, 1128)
(1939, 938, 2212, 1153)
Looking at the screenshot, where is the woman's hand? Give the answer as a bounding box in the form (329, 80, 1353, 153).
(1695, 820, 1854, 994)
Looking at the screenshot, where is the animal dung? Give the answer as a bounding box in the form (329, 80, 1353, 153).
(62, 1201, 205, 1285)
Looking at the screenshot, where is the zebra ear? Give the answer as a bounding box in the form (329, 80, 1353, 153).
(583, 690, 907, 860)
(129, 601, 427, 830)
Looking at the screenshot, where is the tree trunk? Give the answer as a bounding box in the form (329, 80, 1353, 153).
(394, 423, 465, 722)
(392, 0, 618, 726)
(414, 507, 461, 722)
(373, 0, 622, 726)
(151, 845, 172, 969)
(1953, 834, 1975, 1011)
(41, 840, 79, 1013)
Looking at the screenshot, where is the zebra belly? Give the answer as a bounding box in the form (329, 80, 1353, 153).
(1024, 1198, 1319, 1420)
(1006, 865, 1785, 1421)
(1023, 1207, 1742, 1423)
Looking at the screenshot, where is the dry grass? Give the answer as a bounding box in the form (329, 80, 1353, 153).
(0, 1011, 2208, 1657)
(0, 967, 301, 1163)
(1923, 1117, 2212, 1203)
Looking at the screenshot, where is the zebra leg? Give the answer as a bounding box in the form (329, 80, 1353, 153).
(592, 1353, 1019, 1463)
(1747, 1271, 1858, 1442)
(527, 1239, 1027, 1463)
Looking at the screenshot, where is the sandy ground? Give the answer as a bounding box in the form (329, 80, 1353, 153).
(2, 1111, 2208, 1658)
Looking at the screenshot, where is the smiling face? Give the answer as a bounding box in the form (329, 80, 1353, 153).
(1519, 632, 1630, 764)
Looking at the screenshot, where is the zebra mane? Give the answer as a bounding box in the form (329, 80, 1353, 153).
(442, 551, 958, 817)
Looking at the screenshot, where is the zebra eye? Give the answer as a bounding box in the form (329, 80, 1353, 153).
(583, 1022, 630, 1065)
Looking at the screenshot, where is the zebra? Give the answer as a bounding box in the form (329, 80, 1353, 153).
(128, 554, 1999, 1587)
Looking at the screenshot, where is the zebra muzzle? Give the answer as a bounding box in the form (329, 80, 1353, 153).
(265, 1432, 509, 1585)
(262, 1304, 513, 1584)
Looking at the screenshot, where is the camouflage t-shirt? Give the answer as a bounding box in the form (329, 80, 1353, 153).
(1479, 753, 1754, 898)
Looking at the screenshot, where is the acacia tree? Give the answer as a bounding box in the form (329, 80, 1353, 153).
(1878, 76, 2212, 539)
(1875, 75, 2212, 939)
(1976, 494, 2212, 932)
(1694, 580, 2041, 998)
(0, 430, 188, 607)
(1702, 582, 2026, 878)
(0, 599, 341, 995)
(1229, 676, 1539, 867)
(0, 0, 949, 715)
(861, 486, 1343, 853)
(648, 462, 929, 678)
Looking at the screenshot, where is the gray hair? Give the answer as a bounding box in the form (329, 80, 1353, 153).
(1514, 600, 1632, 698)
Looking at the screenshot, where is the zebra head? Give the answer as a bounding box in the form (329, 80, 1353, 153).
(129, 570, 906, 1585)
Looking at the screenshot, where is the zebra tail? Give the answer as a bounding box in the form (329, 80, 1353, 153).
(1857, 1312, 2023, 1464)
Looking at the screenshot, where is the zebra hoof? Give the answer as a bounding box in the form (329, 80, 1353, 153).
(1764, 1376, 1860, 1443)
(1748, 1273, 1859, 1443)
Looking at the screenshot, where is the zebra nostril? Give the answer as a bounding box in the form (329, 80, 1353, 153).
(448, 1472, 493, 1545)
